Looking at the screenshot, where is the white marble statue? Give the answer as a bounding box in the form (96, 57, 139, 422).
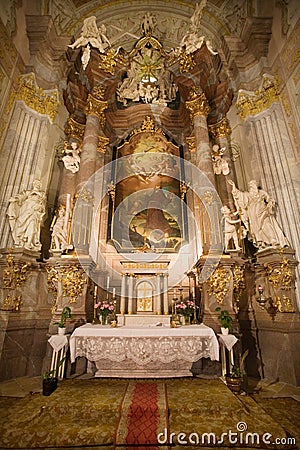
(51, 206, 73, 252)
(7, 180, 46, 251)
(222, 206, 241, 252)
(62, 141, 81, 173)
(68, 16, 111, 53)
(81, 44, 91, 70)
(228, 179, 289, 249)
(212, 145, 229, 175)
(141, 12, 156, 35)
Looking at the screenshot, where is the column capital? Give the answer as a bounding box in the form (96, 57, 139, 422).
(85, 86, 108, 125)
(186, 87, 210, 122)
(208, 117, 232, 139)
(64, 117, 85, 144)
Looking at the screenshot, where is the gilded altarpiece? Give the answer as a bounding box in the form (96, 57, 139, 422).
(110, 127, 186, 253)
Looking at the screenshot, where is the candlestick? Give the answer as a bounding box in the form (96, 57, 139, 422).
(107, 276, 110, 289)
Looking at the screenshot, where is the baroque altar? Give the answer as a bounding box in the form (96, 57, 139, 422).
(70, 323, 219, 378)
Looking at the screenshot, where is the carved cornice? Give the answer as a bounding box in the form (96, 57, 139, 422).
(186, 87, 210, 121)
(208, 117, 231, 139)
(64, 117, 85, 143)
(15, 73, 59, 122)
(235, 75, 280, 121)
(85, 86, 108, 125)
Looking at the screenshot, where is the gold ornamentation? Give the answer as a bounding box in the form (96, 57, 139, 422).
(236, 75, 280, 121)
(75, 188, 94, 203)
(15, 73, 59, 122)
(232, 265, 245, 312)
(208, 117, 231, 139)
(186, 88, 210, 121)
(1, 294, 22, 312)
(267, 257, 293, 289)
(98, 49, 117, 74)
(203, 191, 214, 206)
(180, 181, 190, 200)
(85, 88, 108, 125)
(64, 117, 85, 143)
(46, 266, 59, 313)
(186, 136, 196, 153)
(207, 267, 231, 304)
(60, 265, 87, 304)
(179, 51, 196, 73)
(3, 253, 29, 288)
(97, 135, 110, 153)
(131, 116, 165, 136)
(107, 183, 116, 202)
(1, 251, 29, 312)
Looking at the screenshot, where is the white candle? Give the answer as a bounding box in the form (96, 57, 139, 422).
(192, 287, 195, 298)
(113, 287, 116, 297)
(107, 276, 110, 289)
(94, 285, 98, 296)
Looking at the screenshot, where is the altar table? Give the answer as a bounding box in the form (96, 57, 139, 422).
(70, 323, 219, 378)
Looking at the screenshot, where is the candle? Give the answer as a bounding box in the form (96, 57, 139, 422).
(107, 276, 110, 289)
(258, 285, 263, 294)
(192, 287, 195, 298)
(94, 285, 98, 297)
(113, 287, 116, 298)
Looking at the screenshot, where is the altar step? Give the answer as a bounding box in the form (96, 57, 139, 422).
(116, 314, 171, 327)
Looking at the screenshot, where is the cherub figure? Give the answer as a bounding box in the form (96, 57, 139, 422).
(62, 141, 81, 173)
(222, 205, 241, 252)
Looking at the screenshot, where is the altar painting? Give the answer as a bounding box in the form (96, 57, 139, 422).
(112, 132, 184, 252)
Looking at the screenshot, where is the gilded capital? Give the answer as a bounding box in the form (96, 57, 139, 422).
(186, 87, 210, 121)
(64, 117, 85, 144)
(235, 75, 280, 121)
(85, 87, 108, 125)
(186, 136, 196, 153)
(97, 135, 110, 153)
(15, 73, 59, 122)
(208, 117, 231, 139)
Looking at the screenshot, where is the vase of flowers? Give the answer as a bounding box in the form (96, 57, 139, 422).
(95, 301, 115, 325)
(175, 300, 196, 325)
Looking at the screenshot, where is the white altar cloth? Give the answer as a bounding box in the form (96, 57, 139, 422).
(70, 323, 219, 378)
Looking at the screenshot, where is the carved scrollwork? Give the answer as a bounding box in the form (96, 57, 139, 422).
(206, 267, 231, 304)
(60, 265, 87, 304)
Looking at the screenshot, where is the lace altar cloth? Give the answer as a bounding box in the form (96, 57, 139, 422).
(70, 323, 219, 366)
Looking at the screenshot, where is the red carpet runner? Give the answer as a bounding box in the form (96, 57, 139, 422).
(115, 381, 169, 449)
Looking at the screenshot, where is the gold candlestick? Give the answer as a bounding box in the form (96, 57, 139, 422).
(92, 285, 100, 325)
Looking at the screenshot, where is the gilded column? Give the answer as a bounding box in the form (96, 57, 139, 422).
(73, 86, 108, 253)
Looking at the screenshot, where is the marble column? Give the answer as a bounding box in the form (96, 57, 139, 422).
(163, 274, 169, 314)
(186, 87, 215, 254)
(120, 273, 126, 314)
(155, 274, 162, 314)
(73, 87, 108, 254)
(128, 275, 134, 314)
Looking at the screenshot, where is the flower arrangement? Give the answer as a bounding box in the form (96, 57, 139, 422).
(95, 301, 115, 321)
(175, 300, 197, 317)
